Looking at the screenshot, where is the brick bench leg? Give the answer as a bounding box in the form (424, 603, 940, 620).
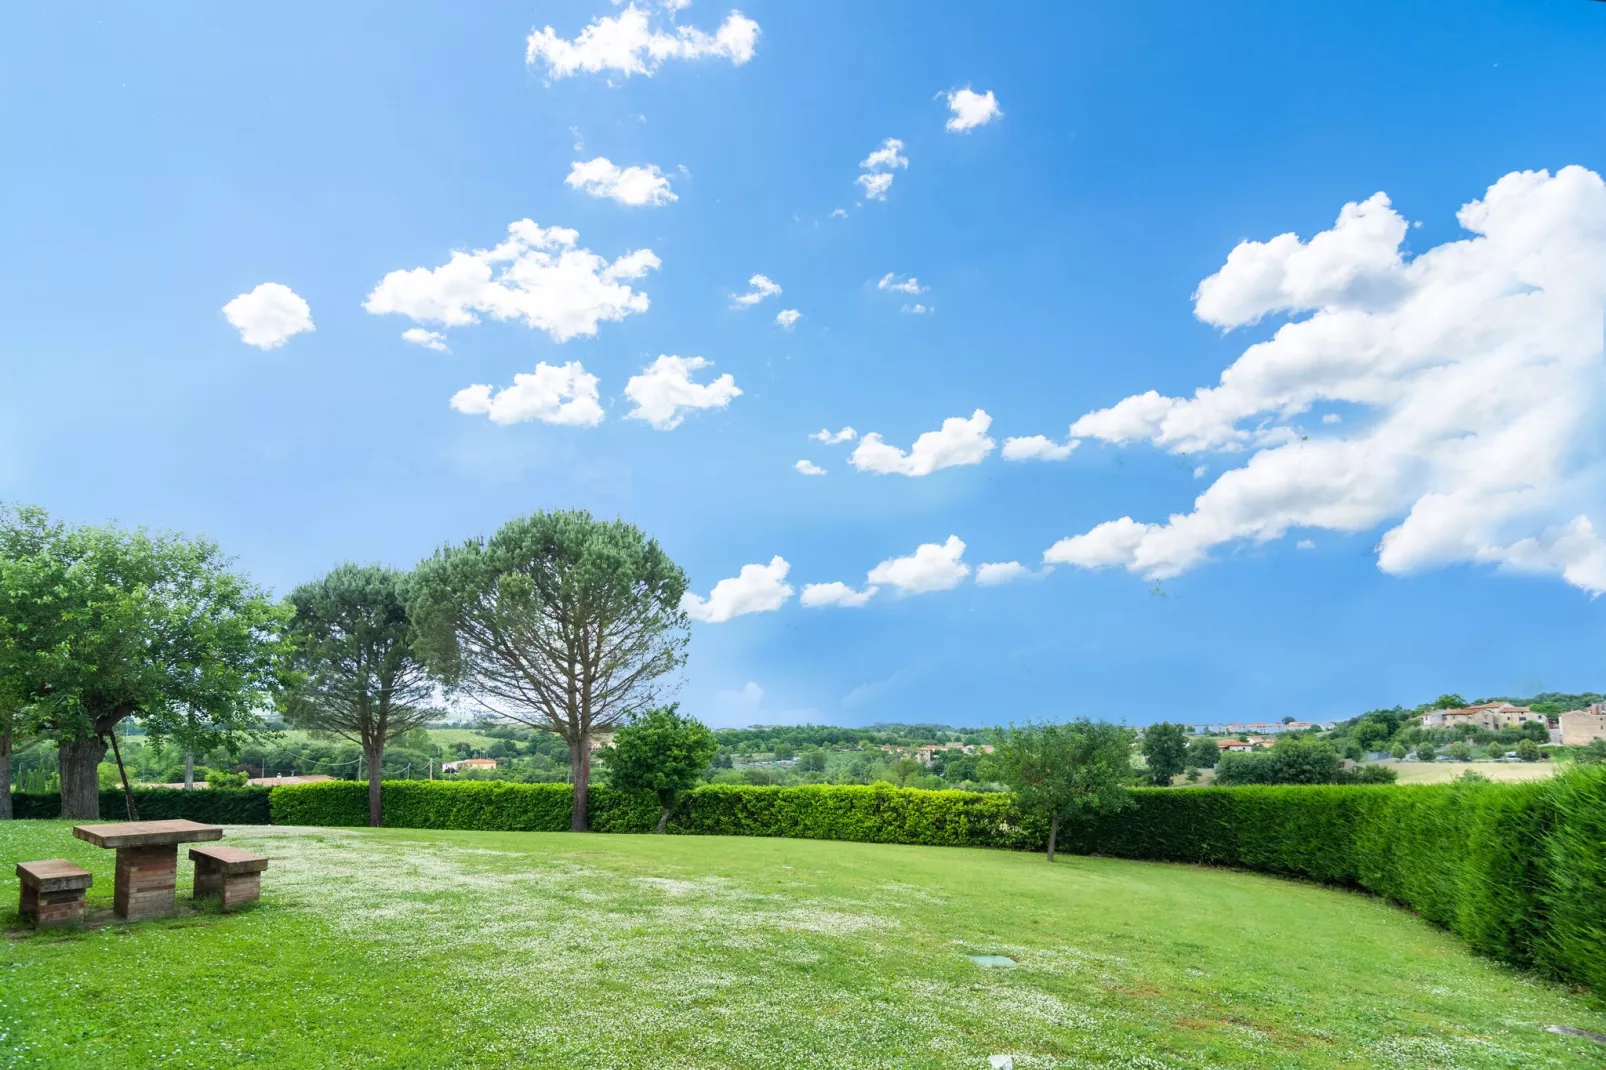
(220, 872, 261, 911)
(193, 855, 223, 900)
(114, 844, 178, 920)
(19, 883, 86, 928)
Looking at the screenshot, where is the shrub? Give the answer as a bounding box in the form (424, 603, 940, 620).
(11, 787, 272, 823)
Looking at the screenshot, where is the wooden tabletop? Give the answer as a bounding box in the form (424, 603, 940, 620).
(72, 819, 225, 849)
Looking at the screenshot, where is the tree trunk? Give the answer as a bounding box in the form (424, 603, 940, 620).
(1046, 813, 1060, 863)
(183, 752, 194, 791)
(366, 745, 384, 827)
(59, 736, 108, 820)
(656, 805, 671, 834)
(0, 731, 12, 821)
(570, 734, 591, 832)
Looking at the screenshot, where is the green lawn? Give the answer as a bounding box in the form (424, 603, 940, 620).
(2, 823, 1603, 1068)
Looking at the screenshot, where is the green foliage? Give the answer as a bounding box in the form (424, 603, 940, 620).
(205, 768, 249, 789)
(1184, 736, 1218, 768)
(12, 787, 272, 822)
(599, 706, 718, 831)
(1577, 738, 1606, 764)
(1215, 737, 1344, 786)
(1447, 742, 1471, 761)
(269, 779, 1036, 848)
(1430, 693, 1467, 710)
(408, 509, 689, 830)
(1518, 719, 1550, 743)
(1515, 738, 1541, 761)
(1390, 741, 1408, 759)
(992, 720, 1133, 859)
(1140, 722, 1188, 786)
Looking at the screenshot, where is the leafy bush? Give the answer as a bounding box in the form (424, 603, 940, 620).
(11, 788, 272, 823)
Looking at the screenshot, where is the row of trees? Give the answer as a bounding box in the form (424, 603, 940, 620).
(0, 504, 694, 828)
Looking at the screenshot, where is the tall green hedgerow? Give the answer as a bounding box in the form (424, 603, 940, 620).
(11, 787, 272, 823)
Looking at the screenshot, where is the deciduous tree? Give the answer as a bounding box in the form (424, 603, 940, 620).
(1141, 722, 1188, 786)
(282, 564, 436, 827)
(0, 505, 290, 819)
(599, 705, 717, 832)
(993, 720, 1133, 862)
(409, 510, 689, 831)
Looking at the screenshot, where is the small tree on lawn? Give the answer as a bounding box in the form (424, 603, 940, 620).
(600, 705, 717, 833)
(0, 505, 290, 819)
(993, 719, 1133, 862)
(282, 564, 437, 827)
(1515, 738, 1541, 762)
(409, 510, 689, 832)
(1141, 722, 1188, 786)
(1390, 741, 1408, 759)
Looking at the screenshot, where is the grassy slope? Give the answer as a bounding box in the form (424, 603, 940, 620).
(1, 823, 1603, 1069)
(1377, 761, 1563, 784)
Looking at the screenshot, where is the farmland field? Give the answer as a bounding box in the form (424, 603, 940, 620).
(3, 822, 1604, 1068)
(1375, 760, 1565, 784)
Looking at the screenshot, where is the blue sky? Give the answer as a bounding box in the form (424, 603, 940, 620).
(3, 1, 1606, 728)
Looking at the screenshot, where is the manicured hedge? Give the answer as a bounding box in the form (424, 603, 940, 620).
(270, 779, 1034, 847)
(270, 770, 1606, 996)
(1060, 768, 1606, 996)
(10, 787, 273, 824)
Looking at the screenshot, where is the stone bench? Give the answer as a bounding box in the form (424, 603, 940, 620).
(189, 845, 268, 911)
(17, 860, 93, 928)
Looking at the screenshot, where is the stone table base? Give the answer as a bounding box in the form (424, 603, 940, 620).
(114, 844, 178, 920)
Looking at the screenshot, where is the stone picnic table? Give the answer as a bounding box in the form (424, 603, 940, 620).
(72, 819, 224, 920)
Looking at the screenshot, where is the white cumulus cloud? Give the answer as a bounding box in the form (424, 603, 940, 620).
(902, 303, 931, 315)
(731, 273, 782, 308)
(450, 361, 604, 427)
(811, 427, 856, 444)
(402, 328, 450, 352)
(794, 459, 826, 476)
(624, 355, 741, 430)
(945, 88, 1002, 133)
(682, 556, 793, 623)
(364, 220, 658, 343)
(1046, 166, 1606, 595)
(526, 5, 759, 80)
(800, 581, 878, 608)
(566, 157, 677, 206)
(877, 273, 925, 295)
(222, 283, 314, 349)
(1002, 435, 1078, 461)
(851, 409, 995, 477)
(866, 535, 970, 594)
(856, 138, 907, 201)
(776, 308, 801, 329)
(975, 561, 1044, 586)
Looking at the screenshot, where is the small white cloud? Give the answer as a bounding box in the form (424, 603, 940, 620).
(450, 361, 604, 427)
(851, 409, 995, 477)
(810, 427, 856, 444)
(856, 173, 895, 201)
(944, 87, 1002, 133)
(1193, 466, 1208, 479)
(901, 303, 932, 315)
(1002, 435, 1078, 461)
(794, 459, 826, 476)
(975, 561, 1044, 586)
(1296, 539, 1316, 550)
(1322, 413, 1342, 424)
(830, 208, 849, 219)
(732, 273, 782, 308)
(877, 272, 925, 295)
(855, 138, 907, 201)
(1043, 517, 1156, 570)
(867, 535, 970, 594)
(682, 556, 793, 623)
(776, 308, 801, 329)
(364, 219, 658, 343)
(624, 355, 741, 430)
(402, 328, 450, 352)
(716, 680, 764, 712)
(527, 5, 759, 80)
(860, 139, 908, 171)
(800, 581, 877, 608)
(566, 157, 677, 206)
(222, 283, 314, 350)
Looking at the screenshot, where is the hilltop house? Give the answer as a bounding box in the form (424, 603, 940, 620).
(442, 758, 498, 774)
(914, 742, 994, 766)
(1559, 704, 1606, 746)
(1218, 738, 1273, 753)
(1421, 702, 1548, 731)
